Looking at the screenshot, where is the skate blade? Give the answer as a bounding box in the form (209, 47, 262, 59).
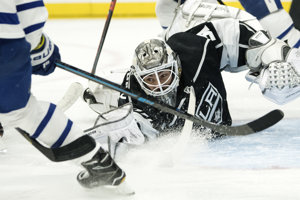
(104, 181, 135, 196)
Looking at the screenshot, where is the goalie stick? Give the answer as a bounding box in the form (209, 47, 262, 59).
(170, 86, 196, 166)
(57, 82, 84, 112)
(55, 61, 284, 136)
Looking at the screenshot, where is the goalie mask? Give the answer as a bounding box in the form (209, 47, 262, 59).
(131, 39, 181, 98)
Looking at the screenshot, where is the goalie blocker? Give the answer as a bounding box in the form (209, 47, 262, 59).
(245, 30, 300, 105)
(85, 103, 159, 159)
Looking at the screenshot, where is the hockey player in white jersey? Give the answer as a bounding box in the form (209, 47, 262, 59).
(0, 0, 127, 190)
(239, 0, 300, 48)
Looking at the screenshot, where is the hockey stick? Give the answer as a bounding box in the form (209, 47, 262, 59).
(217, 0, 225, 5)
(170, 86, 196, 166)
(16, 83, 87, 161)
(56, 61, 284, 136)
(17, 128, 96, 162)
(91, 0, 117, 74)
(85, 0, 117, 108)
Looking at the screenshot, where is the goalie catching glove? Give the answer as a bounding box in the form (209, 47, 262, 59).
(245, 30, 300, 104)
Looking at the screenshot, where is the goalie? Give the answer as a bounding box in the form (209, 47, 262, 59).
(85, 0, 300, 156)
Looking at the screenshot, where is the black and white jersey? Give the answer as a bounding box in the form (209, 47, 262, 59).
(119, 21, 256, 134)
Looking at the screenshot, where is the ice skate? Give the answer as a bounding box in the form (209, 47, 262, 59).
(77, 147, 126, 188)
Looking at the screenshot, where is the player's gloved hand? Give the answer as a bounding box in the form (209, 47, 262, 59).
(30, 33, 60, 76)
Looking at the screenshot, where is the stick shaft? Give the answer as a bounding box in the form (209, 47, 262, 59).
(91, 0, 117, 74)
(217, 0, 225, 5)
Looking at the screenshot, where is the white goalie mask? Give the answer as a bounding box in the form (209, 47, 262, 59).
(131, 39, 181, 97)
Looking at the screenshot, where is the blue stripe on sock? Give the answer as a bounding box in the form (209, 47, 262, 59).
(278, 24, 294, 39)
(16, 1, 45, 12)
(274, 0, 283, 10)
(240, 0, 270, 20)
(51, 120, 73, 148)
(0, 13, 19, 24)
(24, 22, 45, 34)
(294, 39, 300, 48)
(32, 103, 56, 139)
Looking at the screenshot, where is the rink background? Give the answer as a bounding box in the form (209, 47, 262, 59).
(1, 18, 300, 199)
(43, 0, 293, 18)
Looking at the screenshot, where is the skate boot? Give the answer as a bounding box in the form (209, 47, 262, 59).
(77, 147, 126, 188)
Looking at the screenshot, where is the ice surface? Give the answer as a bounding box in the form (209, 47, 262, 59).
(1, 19, 300, 200)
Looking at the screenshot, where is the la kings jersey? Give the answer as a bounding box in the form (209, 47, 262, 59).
(119, 21, 256, 134)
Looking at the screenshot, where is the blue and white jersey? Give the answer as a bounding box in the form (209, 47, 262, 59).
(0, 1, 83, 150)
(239, 0, 300, 48)
(0, 0, 48, 50)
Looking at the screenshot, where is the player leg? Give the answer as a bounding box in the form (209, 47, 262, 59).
(239, 0, 300, 48)
(0, 38, 125, 187)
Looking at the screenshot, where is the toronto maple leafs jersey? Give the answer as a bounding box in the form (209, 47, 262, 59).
(239, 0, 300, 48)
(119, 20, 257, 134)
(0, 0, 48, 50)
